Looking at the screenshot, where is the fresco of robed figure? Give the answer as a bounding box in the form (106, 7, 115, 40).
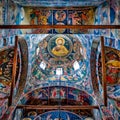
(51, 37, 69, 57)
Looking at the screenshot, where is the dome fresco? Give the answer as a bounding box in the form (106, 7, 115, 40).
(25, 34, 92, 95)
(31, 34, 87, 81)
(0, 0, 120, 120)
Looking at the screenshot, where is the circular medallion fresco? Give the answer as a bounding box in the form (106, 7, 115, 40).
(55, 10, 66, 21)
(37, 34, 82, 68)
(22, 118, 31, 120)
(48, 35, 72, 58)
(28, 111, 37, 117)
(55, 22, 66, 33)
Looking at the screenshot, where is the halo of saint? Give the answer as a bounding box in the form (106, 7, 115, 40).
(51, 37, 69, 57)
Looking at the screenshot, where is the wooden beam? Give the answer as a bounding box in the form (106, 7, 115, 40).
(17, 105, 99, 110)
(0, 25, 120, 29)
(12, 36, 18, 87)
(8, 36, 18, 106)
(8, 6, 95, 10)
(101, 36, 107, 106)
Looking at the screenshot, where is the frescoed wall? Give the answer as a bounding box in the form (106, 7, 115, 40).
(36, 110, 87, 120)
(12, 0, 106, 7)
(18, 86, 95, 120)
(20, 86, 94, 106)
(0, 46, 20, 98)
(23, 34, 95, 97)
(1, 38, 28, 120)
(20, 7, 96, 34)
(0, 46, 21, 119)
(0, 5, 3, 25)
(90, 39, 120, 119)
(94, 0, 120, 50)
(110, 0, 120, 40)
(0, 0, 119, 120)
(98, 47, 120, 85)
(31, 34, 84, 80)
(20, 110, 95, 120)
(94, 1, 110, 37)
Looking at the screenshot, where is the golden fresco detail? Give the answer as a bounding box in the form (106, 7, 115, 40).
(51, 37, 69, 57)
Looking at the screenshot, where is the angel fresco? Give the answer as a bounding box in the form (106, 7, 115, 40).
(30, 9, 51, 25)
(51, 87, 57, 98)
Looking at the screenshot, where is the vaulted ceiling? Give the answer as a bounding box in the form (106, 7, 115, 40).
(12, 0, 106, 7)
(0, 0, 120, 119)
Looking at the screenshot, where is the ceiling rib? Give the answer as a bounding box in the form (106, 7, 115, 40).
(17, 105, 99, 110)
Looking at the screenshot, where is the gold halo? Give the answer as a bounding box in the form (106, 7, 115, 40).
(56, 37, 65, 45)
(28, 111, 37, 117)
(85, 117, 94, 120)
(22, 118, 32, 120)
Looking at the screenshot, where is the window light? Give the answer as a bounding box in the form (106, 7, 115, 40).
(40, 61, 46, 70)
(36, 47, 39, 55)
(73, 61, 80, 71)
(56, 68, 63, 76)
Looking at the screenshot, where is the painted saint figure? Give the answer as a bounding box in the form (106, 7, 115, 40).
(51, 87, 57, 98)
(60, 88, 65, 98)
(106, 60, 120, 84)
(51, 37, 69, 57)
